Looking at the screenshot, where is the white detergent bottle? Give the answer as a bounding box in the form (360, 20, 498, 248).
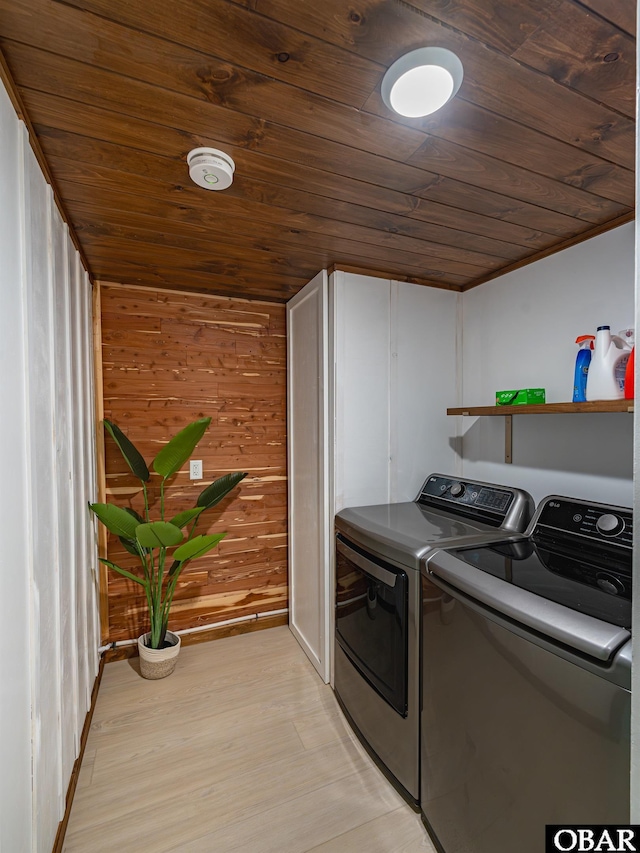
(585, 325, 632, 401)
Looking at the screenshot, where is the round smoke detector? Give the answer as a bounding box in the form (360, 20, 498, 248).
(187, 147, 235, 191)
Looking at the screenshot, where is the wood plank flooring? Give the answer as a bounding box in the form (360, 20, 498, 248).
(63, 626, 434, 853)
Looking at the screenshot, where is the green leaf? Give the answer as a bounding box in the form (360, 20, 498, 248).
(89, 503, 140, 539)
(135, 522, 184, 549)
(152, 418, 212, 480)
(123, 507, 145, 523)
(197, 472, 248, 509)
(119, 507, 146, 555)
(170, 506, 205, 528)
(173, 533, 226, 562)
(104, 419, 150, 482)
(167, 559, 181, 578)
(99, 557, 148, 588)
(119, 537, 141, 556)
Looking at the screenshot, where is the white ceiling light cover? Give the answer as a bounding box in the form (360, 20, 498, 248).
(187, 147, 236, 190)
(381, 47, 463, 118)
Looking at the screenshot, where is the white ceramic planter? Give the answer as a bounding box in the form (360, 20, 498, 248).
(138, 631, 181, 679)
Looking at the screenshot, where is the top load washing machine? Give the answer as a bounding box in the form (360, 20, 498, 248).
(421, 494, 632, 853)
(334, 473, 534, 803)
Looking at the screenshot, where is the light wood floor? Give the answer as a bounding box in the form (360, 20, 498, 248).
(63, 626, 436, 853)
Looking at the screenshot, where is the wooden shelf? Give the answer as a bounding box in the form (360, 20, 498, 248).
(447, 400, 634, 417)
(448, 399, 633, 464)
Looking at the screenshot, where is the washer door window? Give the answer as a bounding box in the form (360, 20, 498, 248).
(335, 535, 408, 716)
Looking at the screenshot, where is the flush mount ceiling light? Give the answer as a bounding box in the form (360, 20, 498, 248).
(187, 147, 235, 190)
(381, 47, 463, 118)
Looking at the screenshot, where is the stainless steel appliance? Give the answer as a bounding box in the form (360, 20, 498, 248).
(334, 474, 534, 803)
(421, 495, 632, 853)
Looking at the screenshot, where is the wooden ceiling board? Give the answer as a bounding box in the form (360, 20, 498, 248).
(68, 216, 473, 289)
(51, 161, 484, 281)
(51, 163, 478, 287)
(61, 199, 471, 284)
(47, 0, 387, 107)
(406, 98, 635, 207)
(509, 2, 635, 117)
(563, 0, 635, 38)
(44, 152, 487, 266)
(18, 46, 620, 233)
(27, 92, 601, 252)
(35, 124, 555, 254)
(407, 134, 629, 223)
(254, 0, 560, 62)
(39, 134, 549, 267)
(0, 0, 635, 301)
(25, 89, 599, 241)
(248, 0, 635, 167)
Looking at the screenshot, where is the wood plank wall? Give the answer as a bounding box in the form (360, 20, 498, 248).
(98, 283, 288, 642)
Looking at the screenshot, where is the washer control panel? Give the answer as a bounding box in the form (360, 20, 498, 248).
(535, 496, 632, 550)
(417, 473, 532, 525)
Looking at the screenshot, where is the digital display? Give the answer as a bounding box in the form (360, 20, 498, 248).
(475, 488, 511, 512)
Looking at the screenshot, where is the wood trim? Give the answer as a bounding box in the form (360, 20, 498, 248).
(327, 264, 464, 292)
(92, 282, 110, 643)
(51, 655, 105, 853)
(447, 400, 634, 416)
(0, 47, 25, 121)
(462, 212, 636, 291)
(103, 613, 289, 663)
(0, 46, 92, 277)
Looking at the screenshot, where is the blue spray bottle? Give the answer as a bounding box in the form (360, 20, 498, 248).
(573, 334, 595, 402)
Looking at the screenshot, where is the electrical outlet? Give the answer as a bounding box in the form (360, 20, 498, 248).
(189, 459, 203, 480)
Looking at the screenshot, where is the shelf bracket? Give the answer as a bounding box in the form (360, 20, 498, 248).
(505, 415, 513, 464)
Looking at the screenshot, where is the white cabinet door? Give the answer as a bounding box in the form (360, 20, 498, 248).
(287, 270, 330, 682)
(287, 270, 459, 684)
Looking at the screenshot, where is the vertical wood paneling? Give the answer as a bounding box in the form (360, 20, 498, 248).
(0, 82, 33, 853)
(23, 132, 64, 850)
(70, 252, 90, 709)
(51, 198, 78, 787)
(0, 76, 100, 853)
(99, 284, 288, 642)
(80, 260, 100, 679)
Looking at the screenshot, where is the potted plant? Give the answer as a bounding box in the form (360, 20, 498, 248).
(89, 417, 247, 679)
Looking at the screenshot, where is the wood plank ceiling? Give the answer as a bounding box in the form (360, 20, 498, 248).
(0, 0, 635, 302)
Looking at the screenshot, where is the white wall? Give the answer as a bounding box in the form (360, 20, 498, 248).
(458, 222, 634, 506)
(333, 272, 459, 509)
(0, 80, 100, 853)
(0, 74, 33, 853)
(333, 273, 392, 509)
(391, 279, 461, 500)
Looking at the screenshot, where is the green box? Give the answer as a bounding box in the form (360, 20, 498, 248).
(495, 388, 546, 406)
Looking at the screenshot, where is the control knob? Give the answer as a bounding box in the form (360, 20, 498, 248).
(595, 513, 624, 537)
(596, 573, 626, 596)
(449, 482, 466, 498)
